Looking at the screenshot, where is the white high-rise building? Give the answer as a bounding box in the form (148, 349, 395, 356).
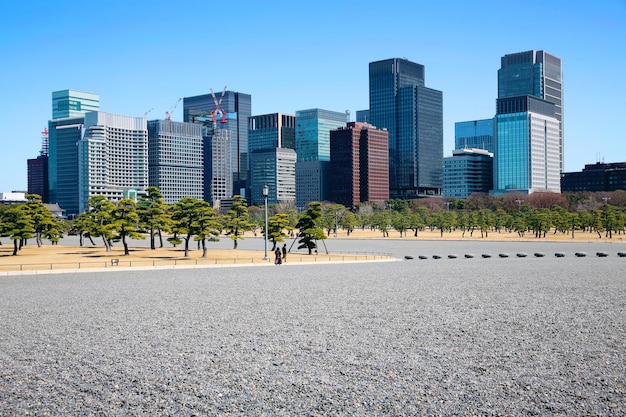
(147, 120, 204, 204)
(78, 112, 148, 212)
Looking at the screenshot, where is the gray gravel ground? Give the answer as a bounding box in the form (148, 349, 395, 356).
(1, 240, 625, 416)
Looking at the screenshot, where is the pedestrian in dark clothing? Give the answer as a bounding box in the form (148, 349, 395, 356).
(274, 248, 282, 265)
(282, 244, 287, 263)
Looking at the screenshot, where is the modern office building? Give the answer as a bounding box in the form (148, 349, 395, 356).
(493, 96, 560, 194)
(498, 50, 563, 171)
(48, 118, 84, 217)
(369, 58, 443, 199)
(356, 109, 371, 123)
(249, 148, 297, 206)
(147, 120, 204, 204)
(561, 162, 626, 192)
(295, 160, 330, 209)
(294, 108, 346, 207)
(27, 128, 50, 201)
(52, 90, 100, 120)
(330, 122, 389, 208)
(183, 90, 251, 196)
(203, 126, 233, 207)
(48, 90, 101, 217)
(443, 148, 493, 199)
(248, 113, 295, 153)
(248, 113, 296, 206)
(295, 109, 345, 162)
(78, 112, 148, 213)
(27, 156, 48, 201)
(455, 118, 495, 153)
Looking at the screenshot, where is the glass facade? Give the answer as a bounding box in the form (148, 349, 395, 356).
(494, 96, 560, 194)
(249, 148, 296, 206)
(443, 149, 493, 199)
(369, 58, 443, 198)
(248, 113, 296, 206)
(498, 51, 563, 171)
(248, 113, 296, 153)
(495, 112, 529, 192)
(183, 91, 251, 195)
(455, 118, 495, 153)
(52, 90, 99, 120)
(295, 108, 346, 162)
(48, 117, 84, 217)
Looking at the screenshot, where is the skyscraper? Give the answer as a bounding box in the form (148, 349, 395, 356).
(498, 50, 563, 171)
(78, 112, 148, 213)
(295, 109, 346, 162)
(295, 108, 346, 207)
(248, 113, 296, 206)
(183, 90, 251, 196)
(27, 128, 50, 202)
(494, 96, 560, 194)
(330, 122, 389, 208)
(147, 120, 204, 204)
(48, 89, 100, 217)
(369, 58, 443, 199)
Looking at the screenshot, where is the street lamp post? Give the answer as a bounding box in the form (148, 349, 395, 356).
(263, 184, 269, 261)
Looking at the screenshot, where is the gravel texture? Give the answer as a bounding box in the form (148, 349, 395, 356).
(1, 240, 625, 416)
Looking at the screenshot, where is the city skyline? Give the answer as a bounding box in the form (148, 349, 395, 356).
(1, 1, 625, 193)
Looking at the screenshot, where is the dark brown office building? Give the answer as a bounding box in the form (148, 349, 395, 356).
(27, 155, 49, 202)
(330, 122, 389, 208)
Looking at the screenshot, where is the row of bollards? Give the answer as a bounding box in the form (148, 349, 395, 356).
(406, 251, 626, 260)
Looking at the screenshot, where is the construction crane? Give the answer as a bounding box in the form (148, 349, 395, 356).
(210, 86, 228, 124)
(143, 108, 154, 118)
(165, 98, 182, 120)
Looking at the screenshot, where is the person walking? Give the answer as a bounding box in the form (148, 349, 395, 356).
(281, 244, 287, 263)
(274, 247, 282, 265)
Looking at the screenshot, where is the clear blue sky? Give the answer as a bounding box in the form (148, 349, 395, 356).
(1, 0, 625, 193)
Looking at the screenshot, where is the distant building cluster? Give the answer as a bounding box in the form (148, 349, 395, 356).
(20, 51, 618, 217)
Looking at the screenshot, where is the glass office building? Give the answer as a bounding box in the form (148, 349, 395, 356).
(48, 90, 101, 217)
(52, 90, 100, 120)
(455, 119, 495, 153)
(295, 109, 346, 162)
(248, 113, 296, 206)
(248, 113, 295, 153)
(294, 108, 346, 207)
(249, 148, 296, 206)
(494, 96, 560, 194)
(443, 148, 493, 199)
(498, 51, 563, 172)
(147, 120, 204, 204)
(183, 91, 251, 196)
(369, 58, 443, 198)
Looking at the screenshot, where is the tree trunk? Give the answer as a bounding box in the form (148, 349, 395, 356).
(103, 236, 111, 252)
(201, 239, 207, 258)
(150, 228, 156, 250)
(122, 235, 129, 255)
(184, 236, 190, 257)
(12, 239, 19, 255)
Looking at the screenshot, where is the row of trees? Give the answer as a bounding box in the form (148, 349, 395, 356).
(2, 189, 625, 256)
(0, 188, 329, 257)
